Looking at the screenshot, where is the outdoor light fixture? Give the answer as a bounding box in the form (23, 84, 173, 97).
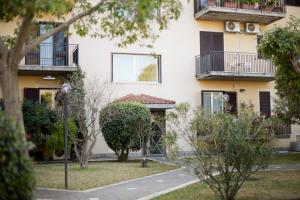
(62, 82, 71, 94)
(223, 93, 230, 102)
(43, 75, 55, 80)
(239, 89, 246, 93)
(61, 82, 71, 189)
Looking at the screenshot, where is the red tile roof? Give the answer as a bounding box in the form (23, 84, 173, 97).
(114, 94, 176, 105)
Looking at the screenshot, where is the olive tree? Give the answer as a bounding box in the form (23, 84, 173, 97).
(99, 102, 151, 161)
(168, 103, 273, 200)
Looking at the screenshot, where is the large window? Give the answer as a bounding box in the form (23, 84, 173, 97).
(202, 92, 224, 114)
(112, 53, 161, 83)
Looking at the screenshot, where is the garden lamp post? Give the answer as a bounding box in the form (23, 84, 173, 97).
(62, 82, 71, 189)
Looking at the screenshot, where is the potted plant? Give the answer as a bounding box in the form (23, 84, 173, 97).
(259, 0, 277, 12)
(224, 0, 239, 8)
(242, 0, 258, 9)
(207, 0, 217, 6)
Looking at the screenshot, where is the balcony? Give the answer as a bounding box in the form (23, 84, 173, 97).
(194, 0, 286, 24)
(19, 43, 79, 76)
(273, 124, 291, 139)
(195, 51, 275, 81)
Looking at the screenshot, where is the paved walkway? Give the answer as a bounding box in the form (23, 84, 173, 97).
(35, 163, 300, 200)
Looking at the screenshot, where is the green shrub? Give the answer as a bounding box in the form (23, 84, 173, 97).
(46, 118, 77, 157)
(99, 102, 151, 161)
(0, 112, 35, 200)
(22, 100, 59, 144)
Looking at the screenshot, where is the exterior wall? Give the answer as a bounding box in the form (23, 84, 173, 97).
(68, 2, 293, 154)
(0, 2, 299, 155)
(18, 76, 63, 100)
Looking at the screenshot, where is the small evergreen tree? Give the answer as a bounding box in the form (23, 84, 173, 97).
(0, 112, 35, 200)
(100, 102, 151, 161)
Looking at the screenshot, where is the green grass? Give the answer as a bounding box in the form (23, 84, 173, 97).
(271, 152, 300, 164)
(153, 170, 300, 200)
(35, 160, 176, 190)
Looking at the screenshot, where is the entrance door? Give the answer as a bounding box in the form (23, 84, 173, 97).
(224, 91, 237, 115)
(259, 91, 271, 117)
(149, 110, 165, 156)
(200, 31, 224, 71)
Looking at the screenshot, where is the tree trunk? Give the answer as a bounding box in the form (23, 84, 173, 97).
(0, 64, 26, 144)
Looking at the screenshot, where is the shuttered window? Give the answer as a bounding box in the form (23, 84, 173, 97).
(259, 91, 271, 117)
(24, 88, 40, 102)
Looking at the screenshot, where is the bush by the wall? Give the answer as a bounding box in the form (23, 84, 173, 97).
(22, 100, 59, 144)
(46, 118, 77, 158)
(99, 102, 151, 161)
(0, 112, 35, 200)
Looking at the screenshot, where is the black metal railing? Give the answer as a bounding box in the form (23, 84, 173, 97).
(273, 124, 291, 138)
(195, 51, 275, 75)
(24, 43, 79, 67)
(194, 0, 286, 14)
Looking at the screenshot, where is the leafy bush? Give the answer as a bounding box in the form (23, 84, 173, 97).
(0, 112, 35, 200)
(22, 100, 59, 144)
(46, 118, 77, 158)
(100, 102, 151, 161)
(168, 103, 273, 200)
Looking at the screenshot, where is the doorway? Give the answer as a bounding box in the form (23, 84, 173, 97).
(149, 110, 165, 156)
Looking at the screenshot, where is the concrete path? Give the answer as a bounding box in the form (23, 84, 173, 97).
(35, 168, 198, 200)
(35, 163, 300, 200)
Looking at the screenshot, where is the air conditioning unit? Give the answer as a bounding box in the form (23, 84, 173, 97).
(246, 23, 260, 34)
(225, 22, 240, 33)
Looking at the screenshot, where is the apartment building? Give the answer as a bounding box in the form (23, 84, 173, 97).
(0, 0, 299, 157)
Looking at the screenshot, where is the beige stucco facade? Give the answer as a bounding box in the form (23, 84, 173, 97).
(0, 2, 299, 155)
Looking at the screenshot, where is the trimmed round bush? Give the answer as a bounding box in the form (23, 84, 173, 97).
(99, 102, 151, 161)
(0, 112, 35, 200)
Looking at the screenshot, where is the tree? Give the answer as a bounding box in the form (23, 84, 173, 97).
(138, 64, 157, 81)
(61, 70, 113, 168)
(258, 16, 300, 124)
(99, 102, 151, 161)
(0, 0, 182, 146)
(168, 103, 273, 200)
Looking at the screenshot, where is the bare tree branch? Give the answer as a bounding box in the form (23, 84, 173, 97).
(10, 11, 34, 67)
(21, 0, 105, 57)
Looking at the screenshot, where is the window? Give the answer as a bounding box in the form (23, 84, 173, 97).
(40, 89, 57, 109)
(112, 53, 161, 83)
(202, 92, 223, 114)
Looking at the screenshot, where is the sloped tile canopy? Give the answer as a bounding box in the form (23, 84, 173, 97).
(114, 94, 176, 109)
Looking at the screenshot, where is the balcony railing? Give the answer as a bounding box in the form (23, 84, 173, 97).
(194, 0, 286, 23)
(273, 124, 291, 138)
(195, 51, 275, 81)
(23, 43, 79, 67)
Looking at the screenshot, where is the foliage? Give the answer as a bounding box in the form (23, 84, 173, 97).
(168, 103, 273, 200)
(100, 102, 151, 161)
(45, 118, 77, 157)
(258, 16, 300, 124)
(22, 100, 59, 144)
(0, 112, 35, 200)
(138, 64, 157, 81)
(40, 92, 53, 108)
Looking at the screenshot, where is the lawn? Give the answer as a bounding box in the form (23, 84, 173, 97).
(153, 170, 300, 200)
(271, 152, 300, 164)
(35, 160, 176, 190)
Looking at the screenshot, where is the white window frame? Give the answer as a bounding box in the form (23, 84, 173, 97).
(112, 53, 161, 84)
(202, 91, 224, 114)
